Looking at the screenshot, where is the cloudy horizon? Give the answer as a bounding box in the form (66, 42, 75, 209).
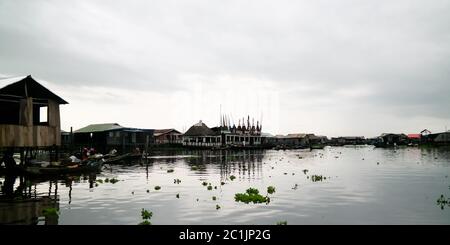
(1, 0, 449, 138)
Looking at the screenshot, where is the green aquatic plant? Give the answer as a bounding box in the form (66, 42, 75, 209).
(212, 196, 217, 201)
(267, 186, 276, 194)
(230, 175, 236, 181)
(202, 182, 208, 186)
(105, 178, 110, 183)
(292, 184, 299, 190)
(311, 175, 324, 182)
(191, 166, 199, 170)
(216, 204, 221, 210)
(139, 208, 153, 225)
(214, 186, 217, 190)
(146, 189, 150, 193)
(42, 208, 59, 218)
(95, 183, 99, 187)
(437, 195, 449, 209)
(221, 182, 225, 185)
(207, 185, 213, 191)
(109, 178, 119, 184)
(302, 169, 308, 175)
(174, 179, 181, 184)
(96, 179, 104, 183)
(167, 169, 174, 173)
(176, 194, 180, 198)
(235, 188, 269, 204)
(276, 221, 287, 225)
(154, 186, 161, 190)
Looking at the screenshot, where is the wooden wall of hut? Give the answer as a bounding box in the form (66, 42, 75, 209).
(0, 98, 61, 148)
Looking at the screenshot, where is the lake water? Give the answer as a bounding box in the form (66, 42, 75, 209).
(1, 146, 449, 225)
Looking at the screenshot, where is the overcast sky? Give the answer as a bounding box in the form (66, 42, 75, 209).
(1, 0, 449, 137)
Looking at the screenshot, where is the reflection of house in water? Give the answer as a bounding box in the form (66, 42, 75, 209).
(182, 116, 263, 148)
(0, 175, 59, 225)
(184, 150, 264, 180)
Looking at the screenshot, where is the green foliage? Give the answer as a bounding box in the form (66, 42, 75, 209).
(267, 186, 276, 194)
(202, 182, 208, 186)
(42, 208, 59, 217)
(216, 204, 221, 210)
(235, 188, 269, 204)
(105, 178, 110, 183)
(167, 169, 174, 173)
(109, 178, 119, 184)
(154, 186, 161, 190)
(139, 208, 153, 225)
(230, 175, 236, 181)
(96, 179, 103, 183)
(302, 169, 309, 175)
(207, 185, 213, 191)
(212, 196, 217, 201)
(311, 175, 324, 182)
(141, 208, 153, 220)
(176, 193, 180, 198)
(221, 182, 225, 185)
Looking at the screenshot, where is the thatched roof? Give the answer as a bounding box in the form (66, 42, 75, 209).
(0, 75, 68, 104)
(184, 121, 217, 136)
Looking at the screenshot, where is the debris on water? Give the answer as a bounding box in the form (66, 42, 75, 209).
(212, 196, 217, 201)
(284, 173, 288, 175)
(167, 169, 174, 173)
(214, 186, 217, 189)
(303, 169, 308, 175)
(377, 162, 380, 165)
(196, 198, 199, 202)
(146, 189, 149, 193)
(276, 221, 287, 225)
(95, 183, 99, 187)
(230, 175, 236, 181)
(221, 182, 225, 185)
(216, 204, 221, 210)
(174, 179, 181, 184)
(207, 185, 213, 191)
(292, 184, 299, 190)
(292, 173, 295, 175)
(154, 186, 161, 190)
(202, 182, 208, 186)
(176, 194, 180, 198)
(267, 186, 276, 194)
(132, 191, 134, 195)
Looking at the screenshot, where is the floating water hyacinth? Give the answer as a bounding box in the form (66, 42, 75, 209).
(267, 186, 276, 194)
(154, 186, 161, 190)
(235, 188, 269, 204)
(230, 175, 236, 181)
(167, 169, 174, 173)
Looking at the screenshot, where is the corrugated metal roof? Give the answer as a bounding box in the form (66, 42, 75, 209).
(74, 123, 124, 133)
(154, 129, 182, 137)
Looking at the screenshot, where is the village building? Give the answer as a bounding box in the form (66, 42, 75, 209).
(271, 134, 310, 148)
(73, 123, 153, 154)
(153, 129, 182, 145)
(0, 75, 68, 167)
(329, 136, 366, 146)
(183, 116, 263, 148)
